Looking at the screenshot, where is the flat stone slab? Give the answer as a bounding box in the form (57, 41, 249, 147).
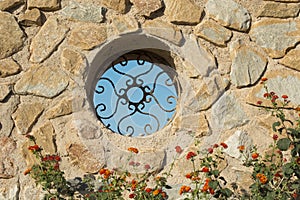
(279, 48, 300, 71)
(164, 0, 203, 25)
(30, 16, 69, 63)
(0, 58, 21, 78)
(102, 0, 127, 13)
(230, 45, 268, 87)
(258, 2, 300, 18)
(27, 0, 60, 11)
(68, 23, 107, 50)
(143, 19, 183, 45)
(18, 8, 43, 26)
(59, 1, 104, 23)
(130, 0, 163, 16)
(205, 0, 251, 32)
(250, 19, 300, 58)
(0, 11, 24, 59)
(14, 65, 69, 98)
(194, 20, 232, 47)
(109, 14, 139, 35)
(0, 0, 24, 11)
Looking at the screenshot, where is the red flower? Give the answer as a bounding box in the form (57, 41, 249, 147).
(293, 192, 298, 199)
(186, 151, 197, 160)
(220, 142, 228, 149)
(129, 193, 136, 198)
(263, 93, 270, 98)
(185, 173, 192, 179)
(252, 153, 259, 160)
(213, 144, 219, 148)
(28, 144, 40, 151)
(282, 95, 288, 99)
(145, 188, 152, 193)
(273, 134, 278, 141)
(54, 155, 61, 161)
(175, 146, 183, 154)
(54, 162, 59, 170)
(201, 167, 209, 172)
(144, 164, 151, 170)
(129, 161, 135, 166)
(237, 145, 245, 151)
(208, 147, 213, 154)
(128, 147, 139, 154)
(257, 101, 262, 105)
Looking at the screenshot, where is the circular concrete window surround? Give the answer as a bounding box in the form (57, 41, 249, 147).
(72, 30, 217, 173)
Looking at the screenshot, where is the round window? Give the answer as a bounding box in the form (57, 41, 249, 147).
(93, 51, 179, 137)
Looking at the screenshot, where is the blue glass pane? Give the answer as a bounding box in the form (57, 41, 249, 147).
(93, 56, 178, 137)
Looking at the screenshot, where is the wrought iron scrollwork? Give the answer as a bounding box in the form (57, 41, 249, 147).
(93, 52, 179, 137)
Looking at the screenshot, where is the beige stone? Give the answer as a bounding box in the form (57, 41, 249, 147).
(0, 0, 24, 11)
(0, 96, 19, 137)
(61, 49, 84, 75)
(0, 11, 24, 59)
(45, 97, 73, 119)
(12, 102, 44, 134)
(250, 19, 300, 58)
(0, 137, 17, 177)
(205, 0, 251, 32)
(67, 143, 102, 173)
(14, 65, 69, 98)
(279, 49, 300, 72)
(194, 20, 232, 47)
(110, 14, 139, 35)
(68, 24, 107, 50)
(18, 8, 43, 26)
(30, 16, 69, 63)
(230, 45, 268, 87)
(102, 0, 127, 13)
(27, 0, 60, 11)
(130, 0, 163, 16)
(32, 122, 56, 154)
(164, 0, 202, 24)
(0, 58, 21, 78)
(264, 0, 300, 2)
(0, 84, 10, 102)
(258, 2, 300, 18)
(143, 19, 183, 45)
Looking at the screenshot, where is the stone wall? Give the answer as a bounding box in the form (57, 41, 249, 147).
(0, 0, 300, 199)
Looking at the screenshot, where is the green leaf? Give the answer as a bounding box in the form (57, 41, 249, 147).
(282, 163, 293, 177)
(277, 138, 291, 151)
(221, 188, 233, 197)
(208, 180, 218, 190)
(272, 121, 281, 132)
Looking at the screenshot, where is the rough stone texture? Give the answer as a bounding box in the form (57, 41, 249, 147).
(211, 93, 249, 130)
(45, 97, 73, 119)
(230, 45, 268, 87)
(0, 178, 19, 200)
(164, 0, 203, 24)
(0, 84, 11, 101)
(102, 0, 127, 13)
(0, 137, 17, 177)
(12, 102, 44, 134)
(264, 0, 300, 2)
(0, 96, 19, 137)
(143, 19, 183, 45)
(18, 8, 43, 26)
(14, 65, 69, 98)
(248, 70, 300, 106)
(194, 20, 232, 47)
(68, 24, 107, 50)
(27, 0, 60, 11)
(30, 16, 69, 63)
(59, 1, 104, 23)
(0, 11, 24, 59)
(67, 143, 103, 173)
(223, 130, 252, 159)
(33, 122, 56, 154)
(109, 14, 139, 35)
(279, 48, 300, 71)
(61, 49, 84, 75)
(0, 0, 23, 11)
(205, 0, 251, 32)
(130, 0, 163, 16)
(0, 58, 21, 78)
(250, 19, 300, 58)
(258, 2, 300, 18)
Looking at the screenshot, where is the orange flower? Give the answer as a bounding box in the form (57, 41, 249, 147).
(99, 168, 106, 175)
(220, 142, 228, 149)
(185, 173, 192, 179)
(256, 173, 267, 184)
(153, 189, 160, 196)
(128, 147, 139, 154)
(261, 77, 268, 82)
(28, 144, 40, 151)
(252, 152, 259, 160)
(186, 151, 197, 160)
(201, 167, 209, 173)
(179, 186, 191, 195)
(24, 168, 31, 175)
(238, 145, 245, 151)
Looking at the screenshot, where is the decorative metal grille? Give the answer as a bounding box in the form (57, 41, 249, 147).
(93, 51, 179, 137)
